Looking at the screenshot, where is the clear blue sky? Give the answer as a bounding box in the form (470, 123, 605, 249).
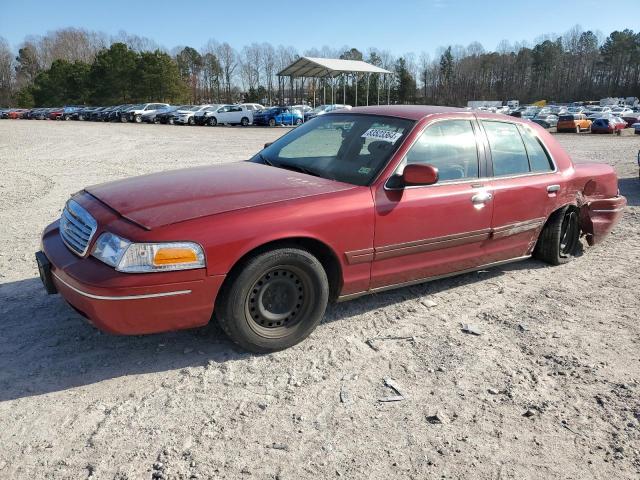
(1, 0, 637, 55)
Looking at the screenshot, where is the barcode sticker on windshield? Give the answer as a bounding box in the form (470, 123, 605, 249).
(361, 128, 403, 143)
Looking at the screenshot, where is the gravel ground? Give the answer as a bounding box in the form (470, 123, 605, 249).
(0, 120, 639, 480)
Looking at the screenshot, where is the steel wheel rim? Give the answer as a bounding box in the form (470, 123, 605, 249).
(245, 266, 313, 339)
(560, 210, 578, 257)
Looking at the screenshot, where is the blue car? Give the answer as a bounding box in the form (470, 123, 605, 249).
(253, 107, 303, 126)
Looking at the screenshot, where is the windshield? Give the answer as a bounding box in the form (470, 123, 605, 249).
(252, 114, 415, 186)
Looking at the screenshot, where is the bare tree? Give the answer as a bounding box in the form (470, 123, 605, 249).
(216, 42, 237, 102)
(0, 37, 14, 105)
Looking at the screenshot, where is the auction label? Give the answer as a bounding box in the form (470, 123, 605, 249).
(361, 128, 403, 143)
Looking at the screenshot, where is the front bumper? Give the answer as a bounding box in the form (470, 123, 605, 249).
(38, 222, 225, 335)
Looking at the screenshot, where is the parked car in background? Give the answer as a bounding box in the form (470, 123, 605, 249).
(621, 114, 639, 128)
(531, 113, 558, 129)
(61, 106, 83, 120)
(253, 106, 303, 126)
(141, 105, 181, 124)
(632, 122, 640, 134)
(48, 108, 64, 120)
(125, 103, 170, 123)
(73, 106, 98, 120)
(304, 104, 352, 121)
(94, 106, 118, 121)
(292, 104, 313, 114)
(170, 105, 213, 125)
(207, 104, 255, 126)
(557, 113, 592, 133)
(36, 105, 626, 353)
(109, 104, 136, 122)
(591, 117, 625, 134)
(240, 103, 265, 113)
(193, 105, 222, 125)
(85, 106, 106, 121)
(586, 106, 612, 120)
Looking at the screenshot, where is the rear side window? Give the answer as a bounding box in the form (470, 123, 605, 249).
(406, 120, 479, 181)
(482, 121, 529, 176)
(518, 126, 554, 172)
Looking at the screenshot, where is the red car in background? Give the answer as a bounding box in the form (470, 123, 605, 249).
(7, 108, 29, 119)
(591, 117, 626, 133)
(36, 106, 626, 352)
(48, 108, 64, 120)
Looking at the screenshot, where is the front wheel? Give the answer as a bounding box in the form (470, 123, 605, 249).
(295, 118, 303, 126)
(241, 117, 249, 127)
(216, 248, 329, 353)
(188, 117, 195, 126)
(134, 115, 142, 123)
(268, 118, 276, 127)
(534, 206, 580, 265)
(209, 117, 218, 126)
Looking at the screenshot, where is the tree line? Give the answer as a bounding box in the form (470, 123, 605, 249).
(0, 26, 638, 108)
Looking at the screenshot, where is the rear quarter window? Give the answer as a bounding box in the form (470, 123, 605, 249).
(518, 125, 555, 172)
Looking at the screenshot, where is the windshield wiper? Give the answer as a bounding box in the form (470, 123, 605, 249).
(257, 153, 274, 166)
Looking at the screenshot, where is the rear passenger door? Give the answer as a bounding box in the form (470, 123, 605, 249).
(480, 120, 561, 261)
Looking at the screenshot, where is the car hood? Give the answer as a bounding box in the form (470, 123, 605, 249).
(85, 162, 354, 230)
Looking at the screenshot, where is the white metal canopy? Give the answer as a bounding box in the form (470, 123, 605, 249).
(278, 57, 391, 78)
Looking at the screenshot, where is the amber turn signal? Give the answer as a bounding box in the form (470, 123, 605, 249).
(153, 248, 198, 265)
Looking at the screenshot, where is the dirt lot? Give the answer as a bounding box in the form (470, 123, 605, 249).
(0, 120, 639, 480)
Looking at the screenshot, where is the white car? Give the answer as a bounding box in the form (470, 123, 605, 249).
(125, 103, 170, 123)
(240, 103, 264, 113)
(193, 105, 222, 126)
(172, 105, 213, 125)
(208, 105, 254, 126)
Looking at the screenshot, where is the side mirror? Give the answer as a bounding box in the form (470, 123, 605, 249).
(264, 142, 273, 149)
(402, 164, 439, 186)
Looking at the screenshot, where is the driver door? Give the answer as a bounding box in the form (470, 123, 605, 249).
(371, 118, 494, 289)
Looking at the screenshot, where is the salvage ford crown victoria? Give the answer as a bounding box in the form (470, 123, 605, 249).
(36, 106, 626, 352)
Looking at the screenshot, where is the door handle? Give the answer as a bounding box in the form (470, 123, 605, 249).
(547, 184, 560, 193)
(471, 191, 493, 204)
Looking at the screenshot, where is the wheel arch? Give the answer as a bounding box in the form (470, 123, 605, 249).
(217, 236, 344, 304)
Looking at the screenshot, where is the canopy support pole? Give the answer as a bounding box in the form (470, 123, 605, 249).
(354, 74, 358, 107)
(366, 73, 370, 106)
(343, 74, 346, 105)
(387, 74, 391, 105)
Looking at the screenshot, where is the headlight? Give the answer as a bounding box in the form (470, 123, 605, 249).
(92, 232, 205, 273)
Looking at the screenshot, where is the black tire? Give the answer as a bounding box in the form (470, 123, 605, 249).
(534, 206, 580, 265)
(268, 118, 276, 127)
(168, 118, 174, 125)
(295, 118, 303, 126)
(241, 117, 249, 126)
(216, 248, 329, 353)
(188, 116, 195, 126)
(120, 115, 128, 123)
(209, 117, 218, 126)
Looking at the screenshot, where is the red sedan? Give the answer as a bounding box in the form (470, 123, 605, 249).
(7, 108, 29, 119)
(48, 108, 64, 120)
(37, 106, 626, 352)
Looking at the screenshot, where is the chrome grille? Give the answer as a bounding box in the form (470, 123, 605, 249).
(59, 199, 98, 256)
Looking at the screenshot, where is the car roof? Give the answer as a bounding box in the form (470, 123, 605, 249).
(340, 105, 469, 120)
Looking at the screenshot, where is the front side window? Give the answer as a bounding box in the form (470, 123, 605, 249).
(253, 114, 414, 186)
(483, 121, 530, 176)
(404, 120, 479, 181)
